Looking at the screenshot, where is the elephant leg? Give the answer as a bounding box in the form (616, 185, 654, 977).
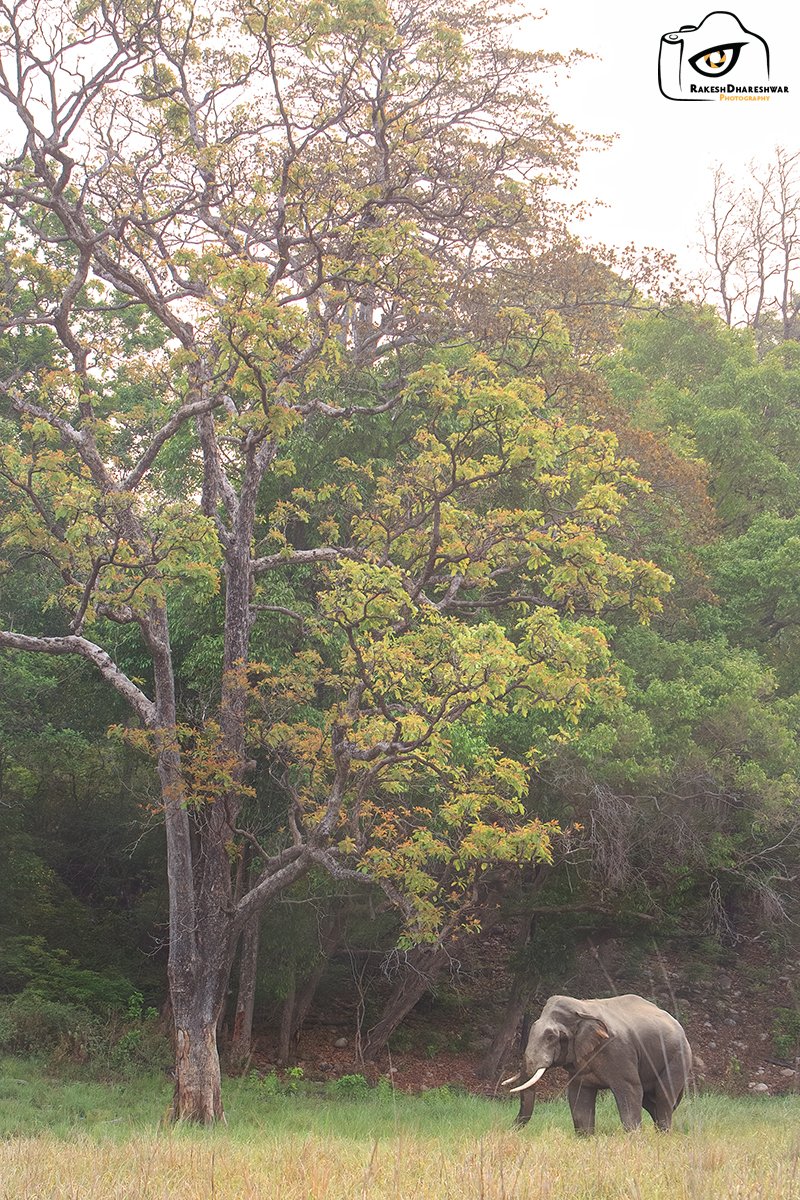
(567, 1078, 597, 1135)
(650, 1070, 684, 1131)
(611, 1079, 644, 1132)
(642, 1092, 672, 1132)
(659, 1054, 689, 1108)
(646, 1053, 688, 1132)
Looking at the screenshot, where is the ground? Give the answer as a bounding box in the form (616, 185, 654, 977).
(250, 930, 800, 1100)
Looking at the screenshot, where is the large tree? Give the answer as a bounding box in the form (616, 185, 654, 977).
(0, 0, 667, 1120)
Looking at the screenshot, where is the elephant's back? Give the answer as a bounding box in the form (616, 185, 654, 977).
(605, 995, 691, 1045)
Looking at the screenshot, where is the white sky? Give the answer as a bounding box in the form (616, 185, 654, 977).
(524, 2, 800, 273)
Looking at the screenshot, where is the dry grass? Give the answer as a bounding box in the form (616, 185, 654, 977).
(5, 1118, 800, 1200)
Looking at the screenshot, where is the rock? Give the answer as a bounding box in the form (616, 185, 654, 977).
(334, 1037, 348, 1049)
(782, 1068, 796, 1078)
(748, 1082, 769, 1093)
(318, 1061, 334, 1072)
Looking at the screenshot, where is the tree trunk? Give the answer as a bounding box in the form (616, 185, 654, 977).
(144, 612, 230, 1125)
(277, 960, 327, 1066)
(277, 903, 346, 1065)
(361, 880, 514, 1063)
(228, 909, 261, 1073)
(477, 975, 528, 1082)
(287, 963, 329, 1055)
(277, 976, 297, 1067)
(166, 447, 265, 1116)
(173, 1010, 225, 1123)
(169, 933, 230, 1123)
(361, 945, 450, 1062)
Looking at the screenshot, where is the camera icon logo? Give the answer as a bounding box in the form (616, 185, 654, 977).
(658, 10, 770, 100)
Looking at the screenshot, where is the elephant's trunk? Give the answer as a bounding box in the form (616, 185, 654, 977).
(514, 1081, 537, 1127)
(508, 1066, 547, 1093)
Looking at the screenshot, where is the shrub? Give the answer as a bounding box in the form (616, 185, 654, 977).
(419, 1085, 461, 1102)
(0, 989, 96, 1056)
(246, 1069, 282, 1096)
(0, 937, 136, 1014)
(329, 1073, 370, 1098)
(772, 1007, 800, 1060)
(0, 987, 170, 1075)
(105, 1004, 171, 1076)
(244, 1068, 308, 1097)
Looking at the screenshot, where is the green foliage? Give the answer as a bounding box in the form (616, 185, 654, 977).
(245, 1066, 305, 1097)
(328, 1072, 371, 1097)
(772, 1008, 800, 1061)
(502, 304, 800, 947)
(605, 308, 800, 533)
(0, 991, 95, 1056)
(0, 938, 137, 1013)
(577, 627, 800, 805)
(0, 987, 169, 1076)
(242, 353, 671, 941)
(701, 514, 800, 692)
(245, 1069, 282, 1097)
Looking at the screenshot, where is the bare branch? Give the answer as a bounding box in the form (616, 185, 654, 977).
(251, 546, 359, 574)
(0, 629, 155, 724)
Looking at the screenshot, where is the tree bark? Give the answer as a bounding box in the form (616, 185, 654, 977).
(172, 991, 226, 1123)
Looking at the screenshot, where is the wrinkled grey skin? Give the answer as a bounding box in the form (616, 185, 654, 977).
(509, 994, 692, 1134)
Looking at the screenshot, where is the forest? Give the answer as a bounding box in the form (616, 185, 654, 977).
(1, 0, 800, 1142)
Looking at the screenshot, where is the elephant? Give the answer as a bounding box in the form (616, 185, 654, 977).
(502, 993, 692, 1134)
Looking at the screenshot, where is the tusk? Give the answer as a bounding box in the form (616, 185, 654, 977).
(509, 1067, 547, 1094)
(500, 1073, 521, 1087)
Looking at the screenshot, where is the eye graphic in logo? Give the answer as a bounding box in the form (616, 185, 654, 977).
(688, 43, 743, 77)
(658, 11, 769, 100)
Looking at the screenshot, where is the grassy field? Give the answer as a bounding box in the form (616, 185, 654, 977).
(2, 1060, 800, 1199)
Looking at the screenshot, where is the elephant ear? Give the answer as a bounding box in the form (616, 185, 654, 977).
(574, 1011, 610, 1040)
